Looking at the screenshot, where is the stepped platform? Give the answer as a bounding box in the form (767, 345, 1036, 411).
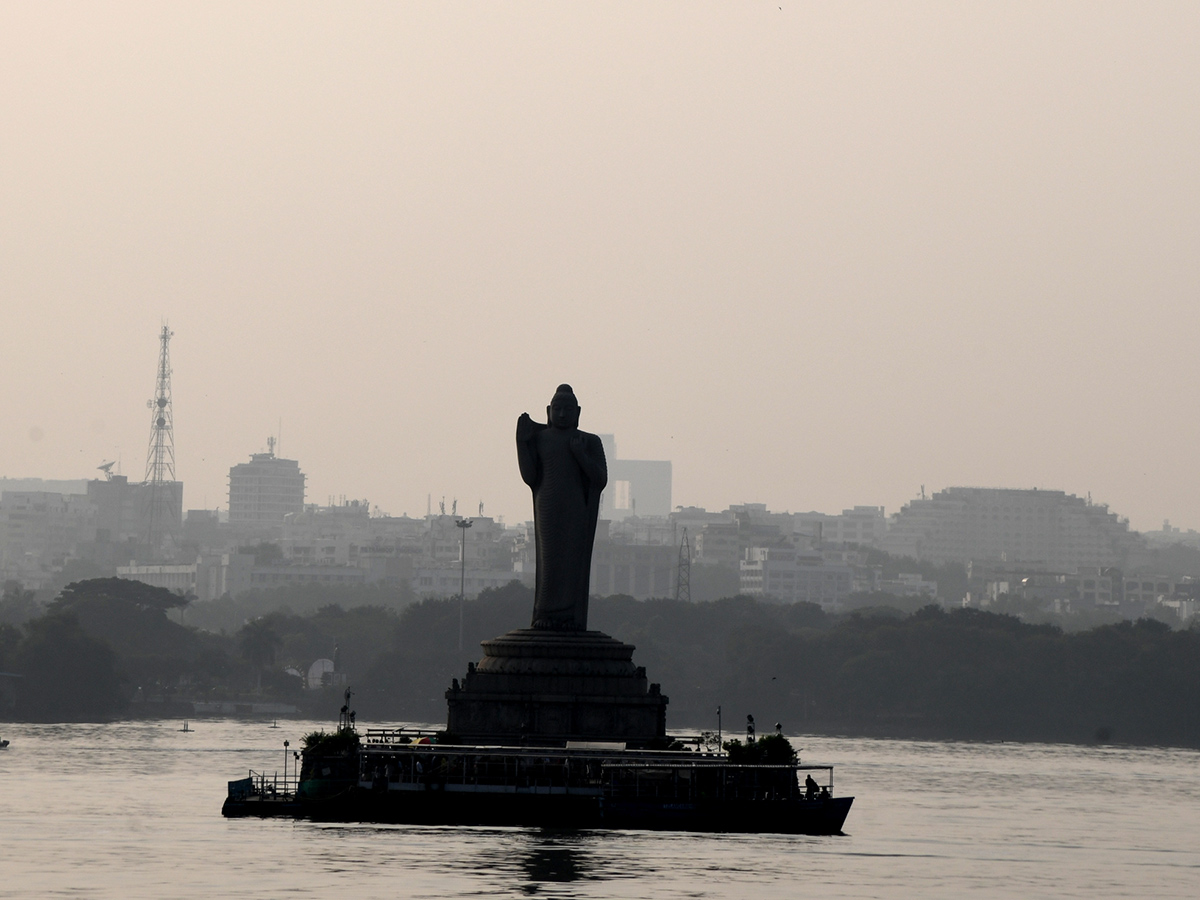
(445, 628, 668, 747)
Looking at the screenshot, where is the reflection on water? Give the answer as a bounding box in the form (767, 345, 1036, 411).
(520, 834, 591, 887)
(441, 829, 618, 891)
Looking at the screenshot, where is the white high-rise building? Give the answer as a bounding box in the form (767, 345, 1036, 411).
(228, 441, 305, 525)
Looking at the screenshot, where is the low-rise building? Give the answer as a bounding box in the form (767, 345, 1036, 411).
(795, 506, 888, 546)
(1, 490, 97, 585)
(116, 562, 198, 595)
(740, 545, 854, 609)
(590, 540, 677, 599)
(412, 566, 521, 598)
(877, 573, 938, 599)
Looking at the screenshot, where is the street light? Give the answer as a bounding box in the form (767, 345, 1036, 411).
(456, 517, 473, 652)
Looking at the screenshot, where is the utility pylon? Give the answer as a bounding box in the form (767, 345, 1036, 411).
(143, 325, 176, 552)
(675, 527, 692, 602)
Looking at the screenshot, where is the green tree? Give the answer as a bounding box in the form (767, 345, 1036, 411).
(52, 577, 190, 616)
(239, 618, 283, 692)
(15, 613, 124, 720)
(46, 577, 204, 689)
(0, 581, 41, 626)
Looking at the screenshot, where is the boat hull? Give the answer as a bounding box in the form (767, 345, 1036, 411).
(223, 785, 853, 834)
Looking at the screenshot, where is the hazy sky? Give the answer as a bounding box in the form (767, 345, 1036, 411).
(3, 2, 1198, 530)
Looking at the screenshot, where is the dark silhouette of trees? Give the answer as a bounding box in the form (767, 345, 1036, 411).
(46, 578, 206, 690)
(4, 576, 1199, 748)
(239, 619, 283, 693)
(183, 582, 415, 634)
(0, 580, 41, 626)
(14, 613, 123, 720)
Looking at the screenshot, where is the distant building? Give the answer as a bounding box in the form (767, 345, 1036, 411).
(119, 553, 251, 601)
(590, 539, 677, 599)
(880, 487, 1142, 570)
(182, 509, 223, 548)
(87, 475, 183, 546)
(740, 545, 854, 609)
(412, 566, 520, 599)
(1123, 574, 1178, 609)
(597, 435, 672, 520)
(118, 552, 402, 601)
(0, 478, 88, 495)
(795, 506, 888, 547)
(692, 505, 790, 569)
(228, 444, 305, 526)
(0, 475, 184, 584)
(116, 562, 198, 595)
(242, 561, 366, 590)
(972, 565, 1131, 615)
(877, 572, 938, 599)
(692, 522, 745, 568)
(1143, 520, 1200, 549)
(669, 506, 734, 535)
(0, 490, 96, 586)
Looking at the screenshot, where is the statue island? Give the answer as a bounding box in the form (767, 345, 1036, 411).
(223, 384, 854, 833)
(446, 384, 669, 746)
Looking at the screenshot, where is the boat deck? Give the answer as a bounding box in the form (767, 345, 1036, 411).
(224, 735, 853, 834)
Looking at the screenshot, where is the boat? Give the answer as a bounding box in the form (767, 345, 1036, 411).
(221, 727, 853, 834)
(0, 738, 8, 749)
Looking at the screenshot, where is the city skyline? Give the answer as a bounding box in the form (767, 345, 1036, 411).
(3, 4, 1199, 533)
(1, 323, 1197, 535)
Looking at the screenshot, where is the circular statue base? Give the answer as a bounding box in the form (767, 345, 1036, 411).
(446, 628, 668, 747)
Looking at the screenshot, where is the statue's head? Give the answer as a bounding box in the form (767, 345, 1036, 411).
(547, 384, 580, 430)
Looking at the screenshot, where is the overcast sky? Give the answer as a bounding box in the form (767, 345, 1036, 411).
(2, 2, 1198, 530)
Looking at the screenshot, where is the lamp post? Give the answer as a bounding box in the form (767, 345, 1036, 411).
(456, 517, 472, 652)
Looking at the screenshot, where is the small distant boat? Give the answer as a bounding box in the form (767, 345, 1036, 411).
(180, 721, 192, 733)
(1, 738, 10, 749)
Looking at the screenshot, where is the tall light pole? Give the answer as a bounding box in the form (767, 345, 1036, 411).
(456, 517, 472, 652)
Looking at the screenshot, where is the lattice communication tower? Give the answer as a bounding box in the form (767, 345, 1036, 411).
(675, 527, 692, 602)
(145, 325, 175, 483)
(143, 325, 176, 550)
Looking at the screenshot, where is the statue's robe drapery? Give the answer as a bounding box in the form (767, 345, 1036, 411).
(517, 423, 607, 630)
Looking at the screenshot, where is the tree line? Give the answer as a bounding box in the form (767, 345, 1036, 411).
(2, 578, 1199, 749)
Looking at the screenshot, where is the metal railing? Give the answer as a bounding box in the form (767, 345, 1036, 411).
(240, 768, 301, 800)
(362, 727, 441, 745)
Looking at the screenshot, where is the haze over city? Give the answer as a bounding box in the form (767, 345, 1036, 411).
(7, 8, 1200, 899)
(3, 2, 1199, 530)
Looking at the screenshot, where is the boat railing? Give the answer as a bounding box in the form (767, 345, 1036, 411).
(229, 768, 301, 801)
(351, 742, 836, 799)
(362, 727, 442, 745)
(598, 762, 835, 804)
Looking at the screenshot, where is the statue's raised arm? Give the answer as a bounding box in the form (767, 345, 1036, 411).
(515, 412, 544, 489)
(520, 384, 606, 631)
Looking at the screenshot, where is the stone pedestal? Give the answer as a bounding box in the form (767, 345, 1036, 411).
(446, 629, 668, 747)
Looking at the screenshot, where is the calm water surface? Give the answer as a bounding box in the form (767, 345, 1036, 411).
(1, 719, 1197, 898)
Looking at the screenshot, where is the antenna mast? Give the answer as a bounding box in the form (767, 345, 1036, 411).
(143, 325, 176, 551)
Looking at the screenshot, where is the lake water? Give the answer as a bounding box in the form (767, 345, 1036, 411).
(1, 719, 1197, 898)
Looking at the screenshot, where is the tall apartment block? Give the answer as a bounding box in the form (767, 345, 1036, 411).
(879, 486, 1141, 571)
(228, 439, 305, 525)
